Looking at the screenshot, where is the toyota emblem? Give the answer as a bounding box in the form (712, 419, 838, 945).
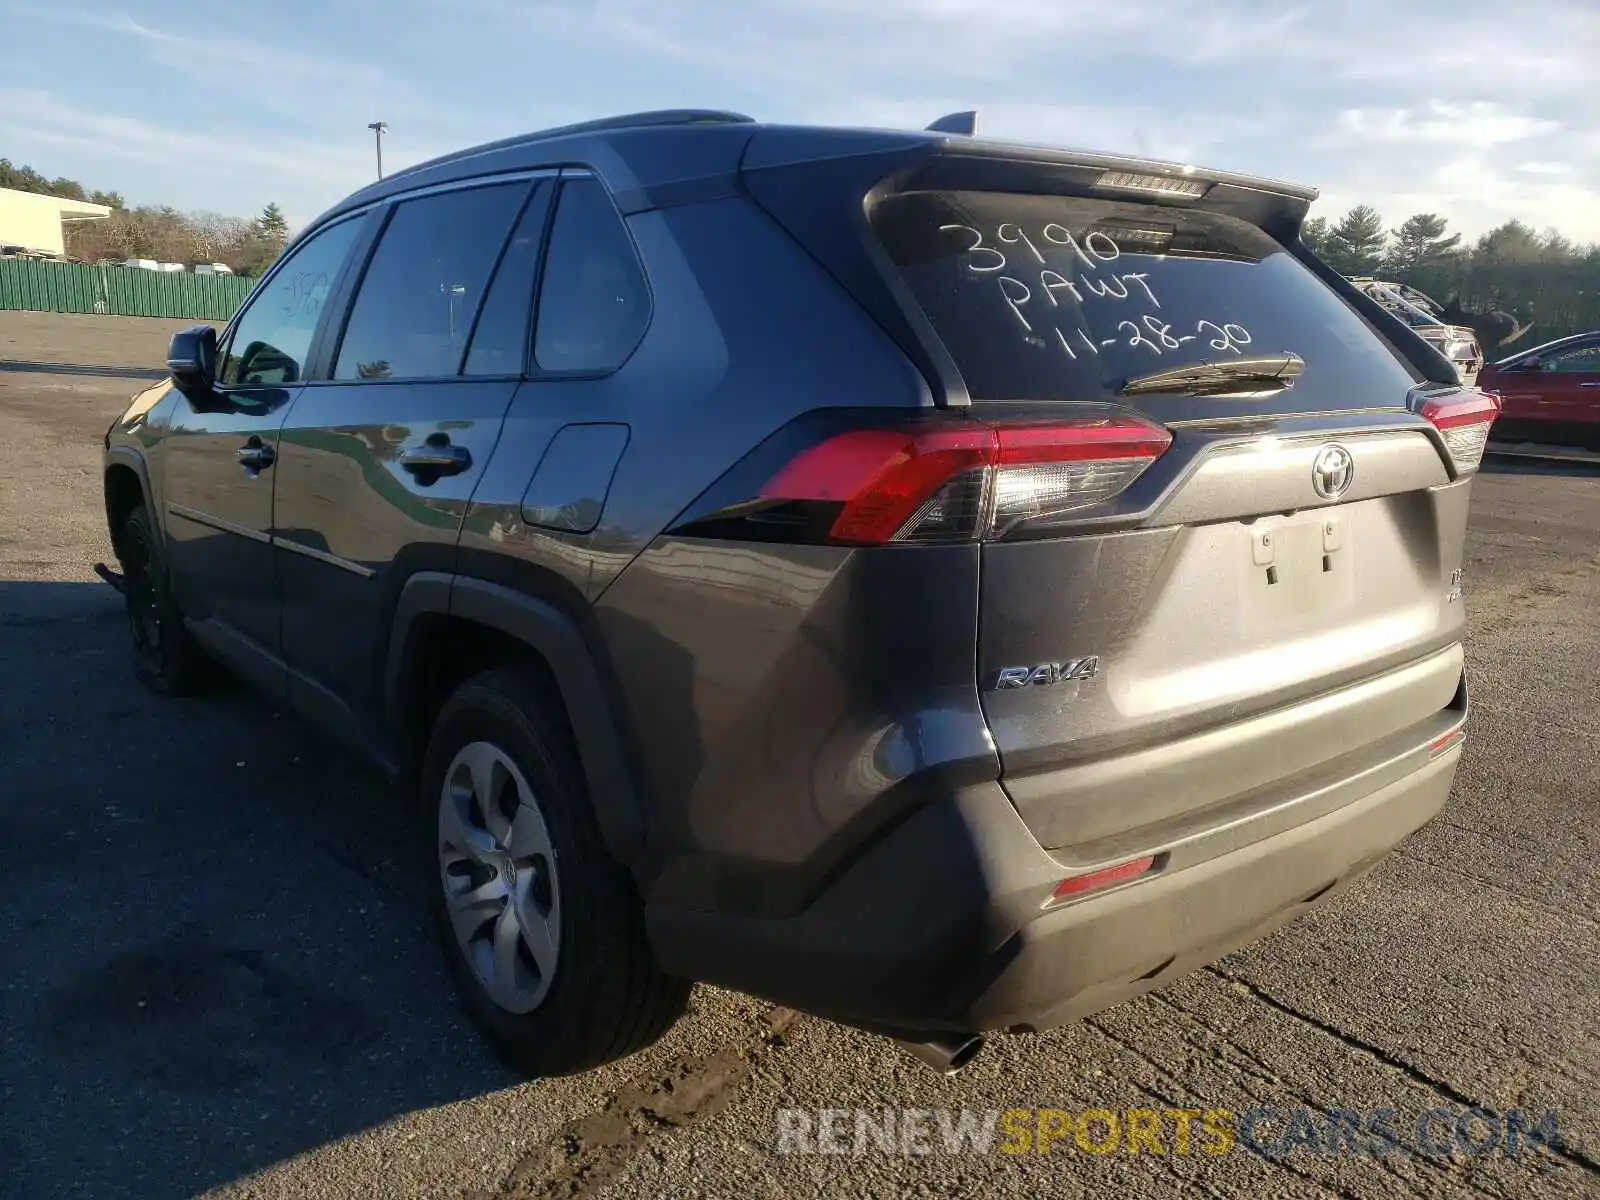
(1311, 444, 1355, 500)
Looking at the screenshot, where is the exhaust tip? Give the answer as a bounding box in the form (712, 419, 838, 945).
(894, 1034, 986, 1076)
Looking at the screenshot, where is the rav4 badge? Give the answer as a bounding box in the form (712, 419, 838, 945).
(994, 656, 1101, 690)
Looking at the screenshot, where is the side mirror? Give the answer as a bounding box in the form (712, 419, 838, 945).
(1514, 355, 1543, 372)
(167, 325, 217, 395)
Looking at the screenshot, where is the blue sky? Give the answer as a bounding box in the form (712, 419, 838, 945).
(3, 0, 1597, 240)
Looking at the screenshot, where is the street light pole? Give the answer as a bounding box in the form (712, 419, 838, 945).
(367, 121, 388, 179)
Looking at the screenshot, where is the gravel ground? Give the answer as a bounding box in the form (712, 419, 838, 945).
(0, 310, 1596, 1200)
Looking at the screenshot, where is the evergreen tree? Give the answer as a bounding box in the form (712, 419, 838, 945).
(254, 202, 290, 245)
(1385, 214, 1461, 274)
(1300, 216, 1331, 255)
(1474, 220, 1542, 265)
(1322, 205, 1387, 276)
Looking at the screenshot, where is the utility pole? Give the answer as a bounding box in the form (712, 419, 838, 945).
(367, 121, 388, 179)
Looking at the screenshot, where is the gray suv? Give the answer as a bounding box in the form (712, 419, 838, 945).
(101, 110, 1498, 1076)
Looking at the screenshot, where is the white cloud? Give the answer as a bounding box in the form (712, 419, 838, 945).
(16, 8, 383, 89)
(1396, 156, 1600, 241)
(1276, 0, 1599, 94)
(799, 96, 1290, 170)
(471, 0, 1312, 97)
(0, 89, 360, 183)
(1336, 102, 1561, 148)
(3, 0, 1596, 240)
(477, 0, 1598, 242)
(5, 4, 490, 135)
(0, 86, 385, 225)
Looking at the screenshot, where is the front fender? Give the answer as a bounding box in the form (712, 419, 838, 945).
(102, 445, 158, 552)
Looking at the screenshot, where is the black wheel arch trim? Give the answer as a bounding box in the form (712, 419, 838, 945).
(383, 571, 648, 867)
(103, 446, 158, 553)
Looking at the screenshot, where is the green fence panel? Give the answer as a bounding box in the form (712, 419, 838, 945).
(0, 260, 253, 321)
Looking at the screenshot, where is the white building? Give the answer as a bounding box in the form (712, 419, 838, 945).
(0, 187, 113, 258)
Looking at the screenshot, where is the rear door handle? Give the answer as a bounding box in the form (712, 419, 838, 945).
(399, 439, 472, 476)
(236, 437, 275, 471)
(1578, 381, 1600, 389)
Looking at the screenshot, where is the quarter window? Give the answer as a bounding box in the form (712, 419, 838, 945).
(534, 178, 650, 373)
(219, 217, 361, 387)
(335, 183, 529, 381)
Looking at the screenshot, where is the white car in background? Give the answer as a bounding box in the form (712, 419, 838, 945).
(1347, 278, 1482, 383)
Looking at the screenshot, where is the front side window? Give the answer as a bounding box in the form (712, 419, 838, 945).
(334, 183, 529, 381)
(534, 178, 650, 373)
(1544, 342, 1600, 373)
(219, 217, 361, 387)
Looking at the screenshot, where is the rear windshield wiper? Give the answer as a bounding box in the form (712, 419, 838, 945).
(1119, 353, 1305, 397)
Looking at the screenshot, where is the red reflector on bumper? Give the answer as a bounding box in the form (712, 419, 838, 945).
(1049, 855, 1158, 903)
(1428, 727, 1466, 756)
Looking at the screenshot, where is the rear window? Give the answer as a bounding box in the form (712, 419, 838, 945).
(871, 191, 1420, 415)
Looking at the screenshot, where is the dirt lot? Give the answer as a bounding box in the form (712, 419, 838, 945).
(1, 310, 1597, 1200)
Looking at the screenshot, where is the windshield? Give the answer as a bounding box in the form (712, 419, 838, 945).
(871, 190, 1421, 418)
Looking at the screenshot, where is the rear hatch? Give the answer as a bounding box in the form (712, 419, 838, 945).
(745, 133, 1494, 857)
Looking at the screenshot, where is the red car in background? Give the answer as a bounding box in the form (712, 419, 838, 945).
(1477, 332, 1600, 450)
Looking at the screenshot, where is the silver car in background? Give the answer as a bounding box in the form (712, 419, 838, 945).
(1347, 278, 1483, 383)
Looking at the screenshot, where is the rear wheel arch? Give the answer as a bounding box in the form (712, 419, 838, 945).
(384, 572, 649, 869)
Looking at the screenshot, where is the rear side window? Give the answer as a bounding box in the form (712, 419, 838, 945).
(871, 191, 1420, 415)
(534, 178, 650, 373)
(335, 183, 528, 381)
(464, 182, 554, 376)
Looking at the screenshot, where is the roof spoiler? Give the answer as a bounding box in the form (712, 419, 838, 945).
(936, 139, 1318, 206)
(743, 123, 1318, 237)
(741, 128, 1325, 399)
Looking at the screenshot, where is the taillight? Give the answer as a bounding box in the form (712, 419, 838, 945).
(677, 413, 1172, 546)
(1422, 389, 1501, 474)
(760, 426, 995, 544)
(985, 421, 1172, 540)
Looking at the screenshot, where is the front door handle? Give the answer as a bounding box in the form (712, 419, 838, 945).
(236, 436, 275, 471)
(1579, 381, 1600, 389)
(399, 438, 472, 477)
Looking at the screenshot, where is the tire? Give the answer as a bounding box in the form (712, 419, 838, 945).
(421, 666, 689, 1076)
(118, 504, 213, 695)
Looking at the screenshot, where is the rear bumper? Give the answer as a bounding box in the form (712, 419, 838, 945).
(965, 746, 1455, 1031)
(646, 696, 1465, 1037)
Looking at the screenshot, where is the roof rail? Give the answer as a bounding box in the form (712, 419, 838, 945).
(381, 109, 756, 185)
(520, 108, 755, 142)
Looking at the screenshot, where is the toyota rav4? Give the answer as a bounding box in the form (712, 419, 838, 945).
(101, 110, 1498, 1076)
